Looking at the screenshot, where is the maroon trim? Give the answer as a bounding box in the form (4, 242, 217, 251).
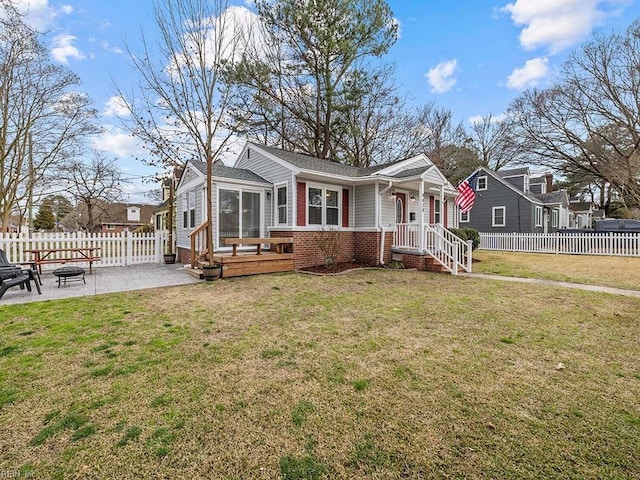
(429, 196, 435, 224)
(342, 189, 349, 227)
(296, 182, 306, 226)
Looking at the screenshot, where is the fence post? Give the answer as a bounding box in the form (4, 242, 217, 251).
(467, 240, 473, 272)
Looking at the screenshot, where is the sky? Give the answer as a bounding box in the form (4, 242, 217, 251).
(12, 0, 640, 203)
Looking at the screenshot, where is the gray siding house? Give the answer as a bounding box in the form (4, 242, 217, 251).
(175, 142, 462, 270)
(463, 167, 570, 233)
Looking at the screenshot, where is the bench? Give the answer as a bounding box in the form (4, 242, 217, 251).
(223, 237, 293, 256)
(35, 256, 101, 270)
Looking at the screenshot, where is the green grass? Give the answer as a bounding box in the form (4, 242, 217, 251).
(473, 250, 640, 290)
(0, 270, 639, 478)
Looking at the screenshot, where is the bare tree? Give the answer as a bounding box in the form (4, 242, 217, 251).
(509, 20, 640, 210)
(115, 0, 246, 263)
(58, 151, 123, 232)
(468, 114, 523, 172)
(0, 1, 97, 232)
(414, 102, 469, 179)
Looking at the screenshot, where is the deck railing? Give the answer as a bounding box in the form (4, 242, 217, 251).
(0, 231, 169, 269)
(188, 221, 209, 268)
(480, 232, 640, 257)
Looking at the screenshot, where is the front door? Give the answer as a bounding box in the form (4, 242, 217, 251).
(218, 189, 262, 248)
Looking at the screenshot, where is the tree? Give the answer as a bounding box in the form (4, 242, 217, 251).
(33, 201, 54, 231)
(232, 0, 398, 160)
(58, 151, 123, 232)
(414, 102, 470, 181)
(467, 114, 523, 172)
(0, 1, 97, 232)
(509, 20, 640, 212)
(116, 0, 246, 263)
(334, 65, 431, 167)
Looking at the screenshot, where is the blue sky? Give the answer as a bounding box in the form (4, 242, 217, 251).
(14, 0, 640, 202)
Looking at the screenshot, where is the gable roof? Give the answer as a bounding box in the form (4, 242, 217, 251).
(242, 143, 455, 190)
(100, 203, 155, 225)
(478, 167, 571, 207)
(499, 167, 530, 177)
(190, 160, 270, 185)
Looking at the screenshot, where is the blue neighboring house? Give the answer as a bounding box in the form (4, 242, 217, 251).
(461, 167, 570, 233)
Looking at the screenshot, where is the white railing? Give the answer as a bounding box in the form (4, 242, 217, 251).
(480, 232, 640, 257)
(394, 223, 472, 274)
(0, 231, 170, 269)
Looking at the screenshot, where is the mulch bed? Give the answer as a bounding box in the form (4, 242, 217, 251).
(300, 262, 375, 275)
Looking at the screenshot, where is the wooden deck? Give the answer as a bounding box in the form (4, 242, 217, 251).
(210, 251, 294, 278)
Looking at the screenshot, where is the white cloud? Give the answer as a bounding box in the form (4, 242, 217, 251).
(101, 41, 123, 55)
(13, 0, 73, 30)
(103, 96, 130, 118)
(506, 57, 549, 89)
(501, 0, 629, 53)
(468, 112, 508, 125)
(51, 34, 86, 64)
(425, 59, 459, 94)
(93, 126, 145, 159)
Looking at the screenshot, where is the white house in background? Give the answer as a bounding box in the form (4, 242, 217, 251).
(175, 142, 467, 271)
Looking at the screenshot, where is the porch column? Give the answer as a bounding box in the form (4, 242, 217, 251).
(439, 185, 445, 225)
(419, 181, 425, 253)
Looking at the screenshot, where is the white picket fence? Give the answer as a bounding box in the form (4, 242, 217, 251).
(0, 231, 170, 269)
(480, 232, 640, 257)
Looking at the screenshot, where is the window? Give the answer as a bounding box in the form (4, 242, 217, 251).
(395, 198, 403, 223)
(106, 224, 115, 230)
(183, 190, 196, 229)
(460, 211, 469, 223)
(277, 186, 287, 224)
(477, 176, 488, 191)
(552, 209, 559, 228)
(326, 189, 339, 225)
(307, 184, 340, 226)
(492, 206, 506, 227)
(308, 187, 323, 225)
(535, 206, 543, 227)
(434, 198, 441, 224)
(188, 190, 196, 228)
(218, 188, 262, 244)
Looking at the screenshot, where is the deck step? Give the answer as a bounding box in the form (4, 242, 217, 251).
(188, 268, 204, 279)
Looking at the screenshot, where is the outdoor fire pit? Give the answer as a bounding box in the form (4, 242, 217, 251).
(52, 266, 86, 288)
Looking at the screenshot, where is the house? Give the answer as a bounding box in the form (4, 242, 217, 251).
(99, 203, 155, 233)
(175, 142, 465, 271)
(462, 167, 570, 233)
(569, 201, 594, 229)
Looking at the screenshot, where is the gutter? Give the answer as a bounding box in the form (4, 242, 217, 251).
(378, 181, 393, 265)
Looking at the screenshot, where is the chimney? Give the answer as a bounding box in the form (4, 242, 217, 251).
(545, 173, 553, 193)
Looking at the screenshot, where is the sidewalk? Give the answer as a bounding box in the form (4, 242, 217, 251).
(0, 263, 201, 305)
(460, 273, 640, 298)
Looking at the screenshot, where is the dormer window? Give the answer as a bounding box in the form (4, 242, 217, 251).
(127, 207, 140, 222)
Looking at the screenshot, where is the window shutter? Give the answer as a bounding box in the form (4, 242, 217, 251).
(342, 189, 349, 227)
(429, 196, 434, 224)
(296, 182, 306, 226)
(444, 199, 448, 227)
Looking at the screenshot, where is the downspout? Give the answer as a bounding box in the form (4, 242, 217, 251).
(378, 181, 393, 265)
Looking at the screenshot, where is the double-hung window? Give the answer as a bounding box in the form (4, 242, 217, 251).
(552, 209, 559, 228)
(277, 186, 287, 225)
(434, 199, 441, 224)
(492, 206, 505, 227)
(535, 206, 543, 227)
(460, 211, 469, 223)
(308, 185, 340, 226)
(477, 176, 487, 191)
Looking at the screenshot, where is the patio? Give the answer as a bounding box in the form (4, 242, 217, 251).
(0, 263, 201, 305)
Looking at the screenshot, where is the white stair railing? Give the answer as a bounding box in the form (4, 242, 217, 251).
(425, 224, 473, 274)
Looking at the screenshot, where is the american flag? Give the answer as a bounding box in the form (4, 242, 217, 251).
(454, 171, 480, 214)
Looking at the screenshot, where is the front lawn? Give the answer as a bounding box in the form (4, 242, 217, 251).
(1, 270, 638, 479)
(473, 250, 640, 291)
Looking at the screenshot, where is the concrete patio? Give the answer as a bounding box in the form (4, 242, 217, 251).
(0, 263, 202, 305)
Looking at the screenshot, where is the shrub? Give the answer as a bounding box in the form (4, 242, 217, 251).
(461, 228, 480, 250)
(448, 228, 468, 242)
